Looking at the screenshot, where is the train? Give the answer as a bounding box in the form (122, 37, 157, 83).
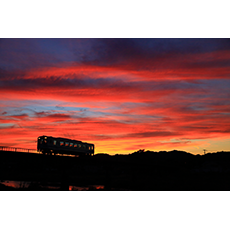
(37, 135, 94, 157)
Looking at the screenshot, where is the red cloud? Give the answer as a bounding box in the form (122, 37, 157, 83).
(1, 49, 230, 154)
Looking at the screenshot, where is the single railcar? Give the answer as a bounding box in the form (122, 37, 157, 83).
(37, 135, 94, 156)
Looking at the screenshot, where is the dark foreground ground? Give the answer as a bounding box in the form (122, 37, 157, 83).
(1, 149, 230, 191)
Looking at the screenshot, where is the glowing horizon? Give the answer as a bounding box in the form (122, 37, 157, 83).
(1, 38, 230, 155)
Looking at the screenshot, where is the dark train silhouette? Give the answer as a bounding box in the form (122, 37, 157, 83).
(37, 135, 94, 156)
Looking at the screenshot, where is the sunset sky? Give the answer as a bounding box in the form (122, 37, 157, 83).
(0, 38, 230, 154)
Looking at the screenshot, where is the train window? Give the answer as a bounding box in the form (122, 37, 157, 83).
(83, 145, 86, 148)
(53, 140, 56, 145)
(60, 141, 64, 146)
(74, 144, 77, 148)
(40, 139, 43, 144)
(79, 144, 81, 148)
(70, 143, 73, 147)
(44, 140, 47, 144)
(65, 142, 69, 147)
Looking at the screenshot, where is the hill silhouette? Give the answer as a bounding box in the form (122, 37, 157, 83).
(0, 149, 230, 190)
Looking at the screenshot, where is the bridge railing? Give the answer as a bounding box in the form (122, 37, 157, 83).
(0, 146, 41, 154)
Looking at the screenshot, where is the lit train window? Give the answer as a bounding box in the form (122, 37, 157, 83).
(53, 140, 56, 145)
(65, 142, 69, 147)
(79, 144, 81, 148)
(60, 142, 64, 146)
(70, 143, 73, 147)
(74, 144, 77, 148)
(44, 140, 47, 144)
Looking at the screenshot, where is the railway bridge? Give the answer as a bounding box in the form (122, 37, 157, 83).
(0, 146, 40, 154)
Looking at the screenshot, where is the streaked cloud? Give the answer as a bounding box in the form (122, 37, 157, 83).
(0, 39, 230, 154)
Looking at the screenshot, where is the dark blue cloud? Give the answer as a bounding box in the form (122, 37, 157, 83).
(1, 38, 230, 71)
(84, 38, 230, 65)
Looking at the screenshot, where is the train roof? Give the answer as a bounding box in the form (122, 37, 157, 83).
(38, 135, 94, 145)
